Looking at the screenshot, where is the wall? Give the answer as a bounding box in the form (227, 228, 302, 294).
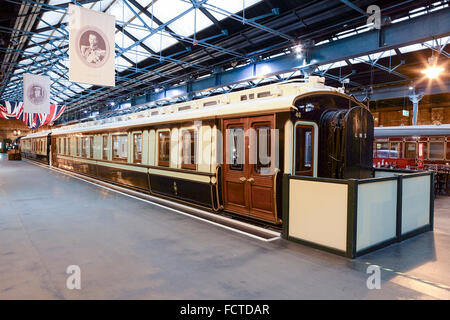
(0, 119, 50, 149)
(372, 104, 450, 127)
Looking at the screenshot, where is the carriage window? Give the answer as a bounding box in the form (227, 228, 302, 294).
(113, 135, 128, 161)
(133, 133, 142, 164)
(405, 142, 416, 159)
(66, 138, 70, 155)
(76, 137, 80, 156)
(295, 125, 314, 176)
(376, 142, 389, 158)
(422, 143, 428, 160)
(102, 136, 108, 160)
(447, 142, 450, 161)
(254, 125, 271, 174)
(158, 131, 170, 167)
(429, 142, 445, 160)
(89, 136, 94, 158)
(389, 142, 401, 159)
(228, 127, 244, 171)
(181, 129, 196, 170)
(81, 137, 88, 157)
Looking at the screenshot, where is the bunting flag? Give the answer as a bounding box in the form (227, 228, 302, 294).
(0, 100, 66, 129)
(0, 100, 22, 119)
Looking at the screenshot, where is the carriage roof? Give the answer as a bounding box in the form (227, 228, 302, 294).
(23, 77, 356, 137)
(374, 124, 450, 137)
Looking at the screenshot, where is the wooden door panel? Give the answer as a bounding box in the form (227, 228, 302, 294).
(223, 115, 277, 223)
(248, 115, 277, 222)
(223, 118, 249, 215)
(250, 185, 273, 212)
(226, 181, 247, 207)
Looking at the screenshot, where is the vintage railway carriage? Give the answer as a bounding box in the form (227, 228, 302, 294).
(373, 125, 450, 168)
(21, 77, 374, 225)
(20, 132, 51, 165)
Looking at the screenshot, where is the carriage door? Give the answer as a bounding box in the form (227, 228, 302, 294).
(248, 116, 276, 222)
(223, 115, 276, 222)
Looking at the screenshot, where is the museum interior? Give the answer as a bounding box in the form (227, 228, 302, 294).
(0, 0, 449, 302)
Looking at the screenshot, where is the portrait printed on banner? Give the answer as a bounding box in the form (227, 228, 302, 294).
(76, 26, 110, 68)
(27, 83, 47, 106)
(68, 4, 115, 86)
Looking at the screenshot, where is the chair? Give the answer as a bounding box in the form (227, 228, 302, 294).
(443, 172, 450, 196)
(434, 173, 440, 195)
(437, 172, 449, 196)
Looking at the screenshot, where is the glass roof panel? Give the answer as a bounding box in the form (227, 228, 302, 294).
(115, 31, 136, 50)
(167, 9, 212, 37)
(48, 0, 69, 5)
(25, 45, 42, 53)
(122, 47, 149, 64)
(125, 25, 150, 43)
(132, 8, 159, 29)
(142, 32, 178, 52)
(117, 56, 133, 68)
(72, 87, 84, 93)
(134, 0, 154, 7)
(151, 0, 192, 24)
(106, 0, 135, 22)
(39, 11, 63, 27)
(206, 0, 263, 21)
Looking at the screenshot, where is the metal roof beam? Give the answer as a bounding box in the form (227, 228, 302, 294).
(201, 1, 294, 41)
(123, 8, 450, 108)
(339, 0, 368, 17)
(352, 79, 450, 101)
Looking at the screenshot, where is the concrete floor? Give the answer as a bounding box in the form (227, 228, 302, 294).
(0, 153, 449, 299)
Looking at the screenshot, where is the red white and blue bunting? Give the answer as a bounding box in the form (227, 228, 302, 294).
(0, 100, 65, 129)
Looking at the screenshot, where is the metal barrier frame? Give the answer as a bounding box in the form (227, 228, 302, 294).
(282, 170, 434, 258)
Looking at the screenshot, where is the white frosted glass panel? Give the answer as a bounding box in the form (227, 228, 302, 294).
(374, 170, 397, 178)
(357, 180, 397, 251)
(402, 175, 430, 234)
(289, 180, 348, 251)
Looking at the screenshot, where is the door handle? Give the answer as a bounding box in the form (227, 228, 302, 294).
(247, 177, 255, 183)
(239, 177, 247, 182)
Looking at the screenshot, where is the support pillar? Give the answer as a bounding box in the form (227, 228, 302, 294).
(409, 89, 423, 126)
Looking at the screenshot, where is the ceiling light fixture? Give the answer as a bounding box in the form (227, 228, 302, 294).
(421, 55, 444, 79)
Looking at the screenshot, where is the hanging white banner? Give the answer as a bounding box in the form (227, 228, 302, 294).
(69, 4, 115, 87)
(23, 73, 50, 114)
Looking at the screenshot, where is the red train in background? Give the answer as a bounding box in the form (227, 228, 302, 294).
(373, 125, 450, 169)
